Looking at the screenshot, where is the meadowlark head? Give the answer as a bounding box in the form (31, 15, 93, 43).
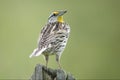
(48, 10, 67, 23)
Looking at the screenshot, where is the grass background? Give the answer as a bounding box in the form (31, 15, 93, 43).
(0, 0, 120, 79)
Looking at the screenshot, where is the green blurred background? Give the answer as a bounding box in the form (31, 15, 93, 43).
(0, 0, 120, 79)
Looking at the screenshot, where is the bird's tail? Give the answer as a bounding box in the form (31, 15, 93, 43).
(29, 48, 46, 58)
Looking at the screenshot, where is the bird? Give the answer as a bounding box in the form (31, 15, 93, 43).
(29, 10, 70, 68)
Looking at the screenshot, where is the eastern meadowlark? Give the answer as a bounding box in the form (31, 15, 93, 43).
(29, 10, 70, 68)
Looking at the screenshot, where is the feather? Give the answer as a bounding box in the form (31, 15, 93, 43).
(29, 48, 46, 58)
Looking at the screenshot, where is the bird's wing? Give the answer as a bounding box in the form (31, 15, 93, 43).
(38, 22, 70, 48)
(38, 22, 59, 49)
(30, 23, 57, 58)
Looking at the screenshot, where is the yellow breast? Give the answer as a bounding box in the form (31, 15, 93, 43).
(57, 16, 64, 23)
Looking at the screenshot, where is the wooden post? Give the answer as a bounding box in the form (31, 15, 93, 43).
(30, 64, 75, 80)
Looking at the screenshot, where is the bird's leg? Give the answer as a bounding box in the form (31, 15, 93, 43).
(45, 55, 49, 68)
(44, 55, 49, 80)
(56, 54, 62, 69)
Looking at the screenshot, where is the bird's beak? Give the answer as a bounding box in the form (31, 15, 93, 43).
(58, 10, 67, 16)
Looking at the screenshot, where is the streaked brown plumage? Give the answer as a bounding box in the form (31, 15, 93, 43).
(29, 10, 70, 68)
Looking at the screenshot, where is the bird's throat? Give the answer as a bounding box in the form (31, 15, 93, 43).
(58, 16, 64, 23)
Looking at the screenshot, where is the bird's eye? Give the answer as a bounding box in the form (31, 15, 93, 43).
(53, 13, 56, 16)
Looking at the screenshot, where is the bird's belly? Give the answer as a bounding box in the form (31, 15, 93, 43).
(43, 41, 67, 56)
